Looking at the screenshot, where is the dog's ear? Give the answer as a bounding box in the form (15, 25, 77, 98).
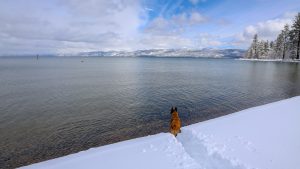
(175, 107, 177, 112)
(170, 107, 174, 114)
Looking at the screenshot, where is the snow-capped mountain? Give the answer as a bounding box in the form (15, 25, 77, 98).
(76, 49, 245, 58)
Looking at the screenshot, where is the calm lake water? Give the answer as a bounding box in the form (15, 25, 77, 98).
(1, 57, 300, 168)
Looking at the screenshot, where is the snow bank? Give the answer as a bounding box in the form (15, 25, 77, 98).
(237, 58, 300, 63)
(20, 96, 300, 169)
(179, 96, 300, 169)
(20, 133, 199, 169)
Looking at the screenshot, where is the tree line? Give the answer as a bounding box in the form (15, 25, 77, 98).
(245, 13, 300, 60)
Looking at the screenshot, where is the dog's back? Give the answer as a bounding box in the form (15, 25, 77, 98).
(170, 107, 181, 136)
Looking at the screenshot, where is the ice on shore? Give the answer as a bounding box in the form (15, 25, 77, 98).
(20, 96, 300, 169)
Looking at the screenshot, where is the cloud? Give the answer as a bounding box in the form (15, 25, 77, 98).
(233, 11, 296, 48)
(141, 35, 194, 49)
(144, 11, 207, 35)
(0, 0, 220, 55)
(244, 18, 293, 40)
(1, 0, 298, 54)
(189, 0, 206, 5)
(145, 7, 153, 11)
(174, 12, 207, 25)
(197, 34, 223, 47)
(0, 0, 145, 55)
(140, 11, 217, 49)
(140, 32, 222, 49)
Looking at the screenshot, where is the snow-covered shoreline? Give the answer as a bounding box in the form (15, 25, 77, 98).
(237, 58, 300, 63)
(20, 96, 300, 169)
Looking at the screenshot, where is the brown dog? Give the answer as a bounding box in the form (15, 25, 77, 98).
(170, 107, 181, 136)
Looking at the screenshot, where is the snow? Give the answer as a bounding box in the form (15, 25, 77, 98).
(180, 96, 300, 169)
(20, 96, 300, 169)
(237, 58, 300, 63)
(20, 134, 200, 169)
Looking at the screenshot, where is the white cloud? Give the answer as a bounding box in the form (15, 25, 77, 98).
(244, 18, 293, 40)
(144, 11, 206, 35)
(1, 1, 296, 54)
(141, 11, 216, 49)
(197, 34, 223, 47)
(141, 35, 194, 49)
(233, 12, 296, 48)
(190, 12, 206, 24)
(140, 32, 222, 50)
(0, 0, 213, 55)
(172, 12, 207, 25)
(189, 0, 206, 5)
(0, 0, 145, 55)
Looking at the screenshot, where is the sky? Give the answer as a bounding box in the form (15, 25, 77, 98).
(0, 0, 300, 55)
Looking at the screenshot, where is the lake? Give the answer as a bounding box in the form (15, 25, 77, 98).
(1, 57, 300, 168)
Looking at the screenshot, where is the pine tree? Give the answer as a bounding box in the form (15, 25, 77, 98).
(245, 34, 259, 59)
(268, 40, 275, 59)
(270, 41, 274, 49)
(257, 40, 265, 58)
(290, 12, 300, 60)
(253, 34, 259, 58)
(275, 32, 284, 59)
(245, 44, 254, 58)
(264, 40, 269, 57)
(282, 24, 290, 59)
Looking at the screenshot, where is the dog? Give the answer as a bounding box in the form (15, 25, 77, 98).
(170, 107, 181, 136)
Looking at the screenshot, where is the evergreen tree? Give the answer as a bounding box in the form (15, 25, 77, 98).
(253, 34, 259, 58)
(245, 44, 254, 58)
(245, 34, 259, 59)
(275, 32, 284, 59)
(290, 12, 300, 60)
(270, 41, 274, 49)
(268, 41, 275, 59)
(257, 40, 265, 58)
(264, 40, 269, 57)
(282, 24, 290, 59)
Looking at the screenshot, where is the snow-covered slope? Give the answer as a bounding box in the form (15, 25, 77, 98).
(20, 96, 300, 169)
(77, 49, 245, 58)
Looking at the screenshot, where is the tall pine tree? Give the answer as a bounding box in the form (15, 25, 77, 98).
(253, 34, 258, 58)
(275, 32, 284, 59)
(290, 12, 300, 60)
(282, 24, 290, 59)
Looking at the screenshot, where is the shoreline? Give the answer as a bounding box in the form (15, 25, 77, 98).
(237, 58, 300, 63)
(20, 96, 300, 169)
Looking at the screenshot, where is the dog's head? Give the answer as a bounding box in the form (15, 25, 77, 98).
(170, 107, 178, 114)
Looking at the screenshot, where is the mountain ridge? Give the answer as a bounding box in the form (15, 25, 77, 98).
(75, 49, 246, 58)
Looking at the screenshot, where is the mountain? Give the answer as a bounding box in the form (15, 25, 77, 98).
(75, 49, 246, 58)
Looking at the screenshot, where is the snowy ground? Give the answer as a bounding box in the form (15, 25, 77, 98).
(237, 58, 300, 63)
(20, 96, 300, 169)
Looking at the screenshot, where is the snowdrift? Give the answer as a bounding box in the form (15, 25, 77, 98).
(20, 96, 300, 169)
